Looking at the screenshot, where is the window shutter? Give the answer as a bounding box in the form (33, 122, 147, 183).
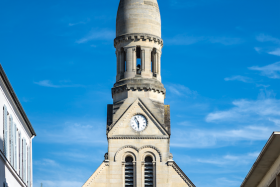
(28, 146, 31, 187)
(3, 105, 8, 157)
(19, 132, 22, 178)
(27, 146, 29, 187)
(9, 116, 13, 165)
(14, 124, 17, 171)
(23, 138, 26, 184)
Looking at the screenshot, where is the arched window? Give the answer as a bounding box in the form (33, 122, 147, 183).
(144, 156, 154, 187)
(125, 156, 134, 187)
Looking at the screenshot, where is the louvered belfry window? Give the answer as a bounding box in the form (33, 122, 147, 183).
(125, 156, 134, 187)
(144, 156, 154, 187)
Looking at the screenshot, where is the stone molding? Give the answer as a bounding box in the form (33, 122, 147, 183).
(114, 33, 163, 47)
(112, 84, 166, 97)
(167, 161, 196, 187)
(114, 145, 162, 162)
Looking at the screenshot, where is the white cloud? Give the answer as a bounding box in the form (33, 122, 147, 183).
(34, 159, 58, 167)
(224, 75, 252, 83)
(249, 62, 280, 79)
(268, 48, 280, 56)
(34, 180, 83, 187)
(196, 152, 259, 166)
(171, 125, 272, 148)
(208, 37, 243, 45)
(34, 80, 85, 88)
(166, 84, 198, 98)
(256, 34, 280, 44)
(254, 47, 261, 53)
(269, 118, 280, 126)
(68, 18, 90, 27)
(206, 99, 280, 122)
(76, 29, 114, 44)
(37, 121, 107, 146)
(34, 80, 60, 88)
(165, 34, 242, 46)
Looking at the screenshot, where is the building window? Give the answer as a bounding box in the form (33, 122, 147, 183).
(125, 156, 134, 187)
(144, 156, 154, 187)
(3, 105, 8, 157)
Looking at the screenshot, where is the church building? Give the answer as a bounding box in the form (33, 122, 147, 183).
(83, 0, 195, 186)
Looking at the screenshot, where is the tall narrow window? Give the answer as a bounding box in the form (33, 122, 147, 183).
(9, 116, 13, 164)
(3, 105, 8, 157)
(144, 156, 154, 187)
(14, 124, 17, 171)
(19, 132, 21, 177)
(125, 156, 134, 187)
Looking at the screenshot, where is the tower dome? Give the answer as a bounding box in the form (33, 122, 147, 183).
(116, 0, 161, 38)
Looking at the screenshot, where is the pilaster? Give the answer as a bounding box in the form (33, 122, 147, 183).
(124, 47, 136, 79)
(141, 47, 153, 78)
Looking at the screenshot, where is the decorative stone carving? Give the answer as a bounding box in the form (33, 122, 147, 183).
(114, 34, 163, 47)
(104, 152, 108, 160)
(168, 153, 173, 160)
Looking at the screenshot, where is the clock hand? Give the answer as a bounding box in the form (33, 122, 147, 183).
(135, 117, 140, 129)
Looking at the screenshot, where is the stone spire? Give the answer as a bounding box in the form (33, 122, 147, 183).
(112, 0, 165, 104)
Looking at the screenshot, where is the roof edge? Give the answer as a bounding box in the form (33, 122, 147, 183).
(240, 131, 280, 187)
(0, 64, 36, 136)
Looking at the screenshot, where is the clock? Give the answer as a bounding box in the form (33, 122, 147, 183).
(130, 114, 147, 132)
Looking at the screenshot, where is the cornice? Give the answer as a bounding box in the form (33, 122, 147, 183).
(112, 84, 166, 97)
(167, 161, 196, 187)
(108, 136, 169, 139)
(114, 33, 163, 47)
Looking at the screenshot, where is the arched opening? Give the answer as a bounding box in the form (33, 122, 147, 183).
(125, 156, 134, 187)
(144, 156, 154, 187)
(136, 46, 141, 75)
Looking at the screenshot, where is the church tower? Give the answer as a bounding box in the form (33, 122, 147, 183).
(83, 0, 196, 186)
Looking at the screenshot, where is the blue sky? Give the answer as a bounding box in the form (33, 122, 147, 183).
(1, 0, 280, 186)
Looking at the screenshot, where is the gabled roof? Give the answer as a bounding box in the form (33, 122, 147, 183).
(0, 64, 36, 136)
(241, 132, 280, 187)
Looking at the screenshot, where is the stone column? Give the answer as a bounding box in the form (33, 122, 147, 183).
(141, 47, 153, 78)
(132, 48, 136, 72)
(116, 49, 124, 81)
(153, 161, 156, 187)
(124, 47, 136, 79)
(133, 161, 137, 187)
(116, 50, 120, 81)
(141, 48, 145, 71)
(157, 50, 162, 82)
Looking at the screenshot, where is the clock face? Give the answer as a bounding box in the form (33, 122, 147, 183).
(130, 114, 147, 132)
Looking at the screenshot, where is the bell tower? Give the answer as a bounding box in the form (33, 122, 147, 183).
(82, 1, 196, 187)
(113, 0, 164, 102)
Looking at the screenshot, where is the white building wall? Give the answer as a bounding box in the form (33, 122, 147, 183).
(0, 82, 33, 187)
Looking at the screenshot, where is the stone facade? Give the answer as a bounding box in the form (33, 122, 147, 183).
(83, 0, 195, 186)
